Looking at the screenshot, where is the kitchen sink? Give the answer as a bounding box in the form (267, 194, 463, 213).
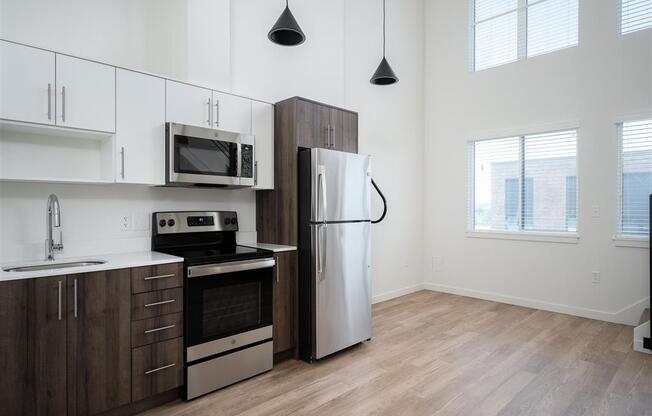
(3, 260, 107, 272)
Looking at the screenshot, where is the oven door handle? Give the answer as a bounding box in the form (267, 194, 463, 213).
(187, 258, 276, 278)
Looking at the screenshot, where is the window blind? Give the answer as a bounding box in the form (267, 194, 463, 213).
(469, 129, 577, 233)
(621, 0, 652, 35)
(472, 0, 578, 71)
(619, 119, 652, 235)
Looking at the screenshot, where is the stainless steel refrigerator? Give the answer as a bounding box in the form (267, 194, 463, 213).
(298, 148, 372, 362)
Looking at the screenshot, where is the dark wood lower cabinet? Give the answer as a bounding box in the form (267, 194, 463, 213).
(273, 251, 298, 356)
(67, 269, 132, 416)
(0, 277, 67, 416)
(1, 265, 184, 416)
(132, 337, 183, 402)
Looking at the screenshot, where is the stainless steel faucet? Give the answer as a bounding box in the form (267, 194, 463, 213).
(46, 194, 64, 261)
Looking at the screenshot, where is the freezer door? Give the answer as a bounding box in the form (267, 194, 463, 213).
(312, 222, 372, 359)
(311, 148, 371, 223)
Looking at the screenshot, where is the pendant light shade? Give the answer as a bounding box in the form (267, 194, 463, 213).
(370, 0, 398, 85)
(371, 57, 398, 85)
(268, 0, 305, 47)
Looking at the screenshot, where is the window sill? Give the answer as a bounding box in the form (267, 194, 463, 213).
(466, 230, 580, 244)
(613, 235, 649, 248)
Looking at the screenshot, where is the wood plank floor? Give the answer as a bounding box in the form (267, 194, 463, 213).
(140, 291, 652, 416)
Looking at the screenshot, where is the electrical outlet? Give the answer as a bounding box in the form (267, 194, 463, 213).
(591, 206, 600, 218)
(120, 214, 132, 232)
(432, 256, 442, 272)
(591, 271, 601, 284)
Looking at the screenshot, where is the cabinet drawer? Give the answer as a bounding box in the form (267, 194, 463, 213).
(132, 337, 183, 402)
(132, 288, 183, 321)
(132, 313, 184, 348)
(131, 263, 183, 294)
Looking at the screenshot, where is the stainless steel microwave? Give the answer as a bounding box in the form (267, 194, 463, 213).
(166, 123, 254, 188)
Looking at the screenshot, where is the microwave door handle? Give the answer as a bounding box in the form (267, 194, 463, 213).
(237, 143, 242, 179)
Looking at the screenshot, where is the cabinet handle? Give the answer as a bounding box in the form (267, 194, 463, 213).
(145, 363, 176, 375)
(206, 99, 211, 126)
(143, 273, 175, 281)
(330, 127, 334, 148)
(324, 126, 329, 147)
(61, 86, 66, 123)
(120, 146, 125, 179)
(254, 161, 258, 186)
(47, 83, 52, 121)
(58, 280, 62, 321)
(214, 99, 220, 127)
(73, 278, 78, 318)
(144, 299, 176, 308)
(144, 324, 176, 334)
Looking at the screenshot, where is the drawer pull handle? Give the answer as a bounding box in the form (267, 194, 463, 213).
(144, 324, 176, 334)
(144, 299, 176, 308)
(145, 363, 176, 375)
(144, 273, 175, 281)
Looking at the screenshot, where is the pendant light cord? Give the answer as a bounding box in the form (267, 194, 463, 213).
(383, 0, 386, 57)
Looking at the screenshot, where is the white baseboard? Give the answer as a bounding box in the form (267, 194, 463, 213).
(372, 283, 425, 304)
(424, 282, 649, 326)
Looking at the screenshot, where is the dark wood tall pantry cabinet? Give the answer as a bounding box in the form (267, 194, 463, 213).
(256, 97, 359, 360)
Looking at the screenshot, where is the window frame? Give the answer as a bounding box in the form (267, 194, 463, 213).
(469, 0, 580, 72)
(467, 127, 580, 243)
(615, 115, 652, 247)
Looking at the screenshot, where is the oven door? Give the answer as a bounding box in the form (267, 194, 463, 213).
(185, 258, 274, 362)
(167, 122, 243, 186)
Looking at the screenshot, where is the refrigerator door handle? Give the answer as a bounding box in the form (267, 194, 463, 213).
(317, 165, 327, 223)
(317, 224, 324, 277)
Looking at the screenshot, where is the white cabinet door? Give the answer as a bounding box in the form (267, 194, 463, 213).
(166, 80, 212, 129)
(0, 41, 55, 125)
(252, 101, 274, 190)
(55, 54, 115, 132)
(212, 91, 251, 134)
(116, 69, 166, 185)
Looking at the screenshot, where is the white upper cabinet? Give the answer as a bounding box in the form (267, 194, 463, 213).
(212, 91, 251, 134)
(0, 41, 55, 125)
(55, 55, 115, 132)
(116, 69, 166, 185)
(252, 101, 274, 190)
(166, 80, 212, 129)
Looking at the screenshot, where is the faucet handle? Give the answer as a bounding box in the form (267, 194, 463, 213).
(55, 231, 64, 251)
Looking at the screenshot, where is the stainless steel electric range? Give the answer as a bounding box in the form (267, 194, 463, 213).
(152, 211, 275, 400)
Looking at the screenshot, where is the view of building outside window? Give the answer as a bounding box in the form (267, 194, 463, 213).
(472, 130, 577, 233)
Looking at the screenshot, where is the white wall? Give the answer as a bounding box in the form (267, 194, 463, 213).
(0, 183, 257, 262)
(0, 0, 425, 301)
(424, 0, 652, 324)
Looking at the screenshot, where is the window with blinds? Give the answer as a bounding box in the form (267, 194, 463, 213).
(620, 0, 652, 35)
(618, 119, 652, 236)
(471, 0, 579, 71)
(469, 129, 578, 233)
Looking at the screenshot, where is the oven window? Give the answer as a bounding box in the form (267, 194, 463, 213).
(174, 135, 238, 176)
(202, 281, 260, 336)
(186, 268, 273, 346)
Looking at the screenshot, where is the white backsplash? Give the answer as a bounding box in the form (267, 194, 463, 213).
(0, 182, 257, 263)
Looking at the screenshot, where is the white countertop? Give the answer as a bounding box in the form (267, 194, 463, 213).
(241, 243, 297, 253)
(0, 251, 183, 281)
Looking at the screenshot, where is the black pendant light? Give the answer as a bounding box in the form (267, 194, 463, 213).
(268, 0, 306, 47)
(370, 0, 398, 85)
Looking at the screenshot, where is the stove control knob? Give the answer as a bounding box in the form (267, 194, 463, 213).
(167, 219, 176, 227)
(159, 219, 166, 227)
(224, 218, 231, 225)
